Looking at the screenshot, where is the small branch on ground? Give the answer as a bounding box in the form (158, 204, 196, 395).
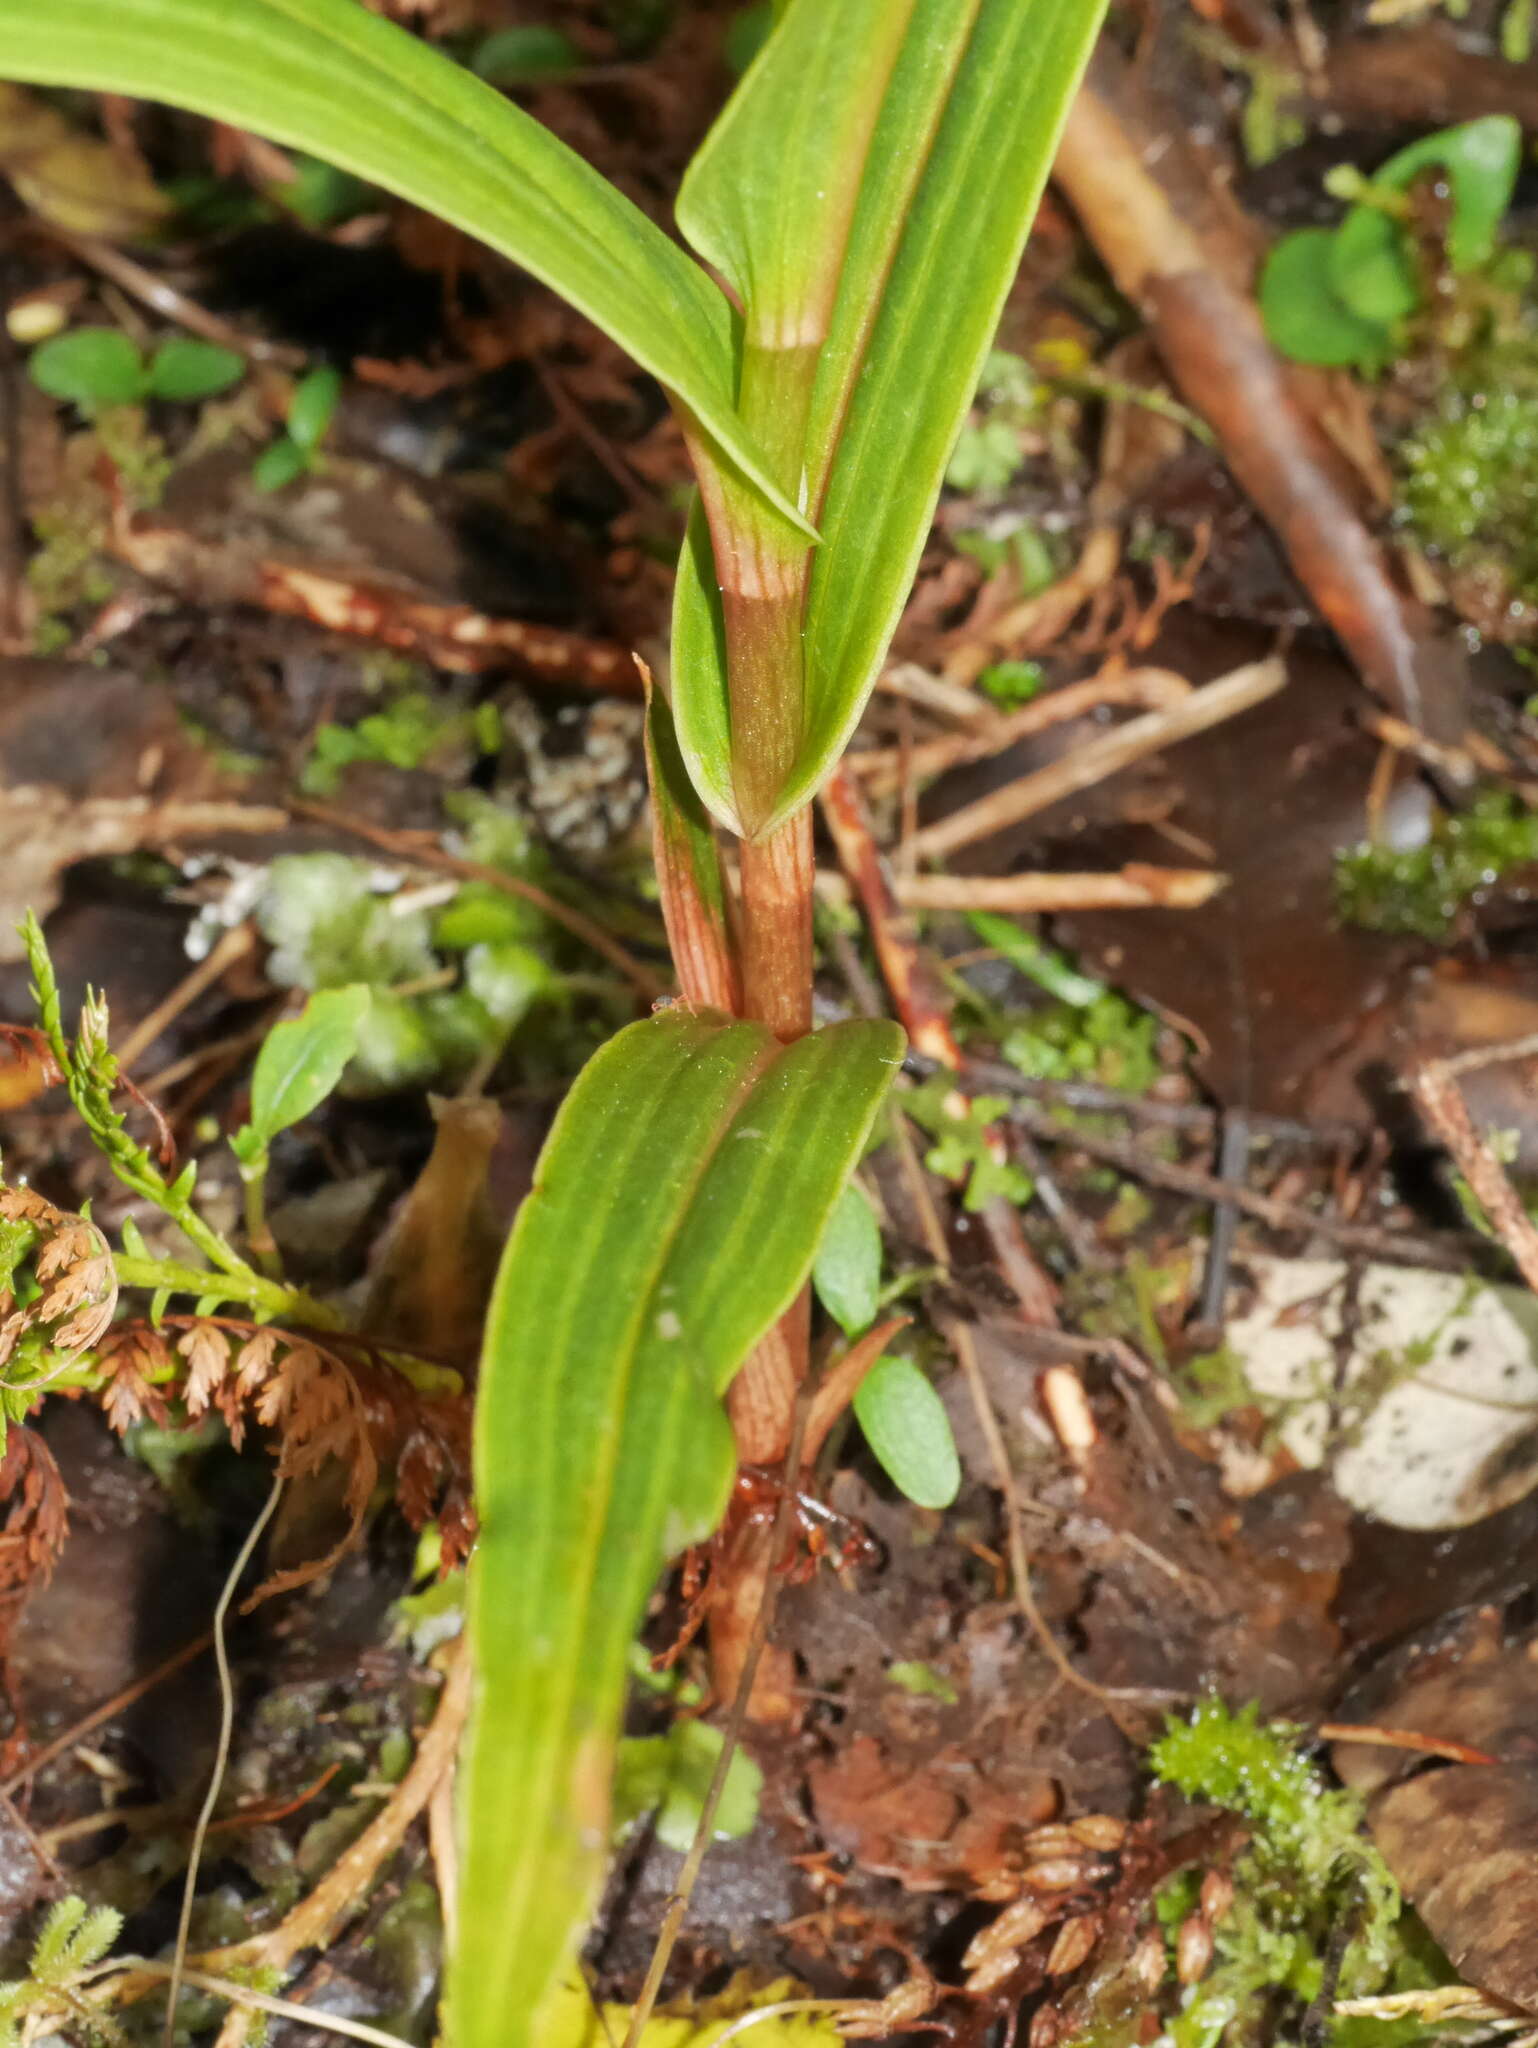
(1054, 49, 1469, 742)
(848, 664, 1191, 796)
(106, 500, 638, 697)
(1004, 1094, 1464, 1269)
(196, 1634, 471, 2048)
(907, 657, 1285, 862)
(822, 763, 1059, 1325)
(818, 867, 1225, 913)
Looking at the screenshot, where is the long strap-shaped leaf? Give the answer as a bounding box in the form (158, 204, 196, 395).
(0, 0, 809, 532)
(458, 1008, 903, 2048)
(672, 0, 1108, 836)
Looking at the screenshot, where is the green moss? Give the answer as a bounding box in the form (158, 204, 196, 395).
(1149, 1701, 1443, 2048)
(1334, 788, 1538, 939)
(1398, 381, 1538, 623)
(1000, 990, 1160, 1093)
(301, 689, 501, 796)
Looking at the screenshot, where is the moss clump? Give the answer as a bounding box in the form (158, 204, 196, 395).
(1150, 1700, 1425, 2048)
(301, 688, 502, 796)
(1334, 789, 1538, 940)
(1398, 386, 1538, 628)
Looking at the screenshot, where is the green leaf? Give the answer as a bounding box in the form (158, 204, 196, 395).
(146, 336, 246, 401)
(457, 1008, 903, 2048)
(670, 0, 1109, 834)
(286, 364, 342, 450)
(232, 984, 371, 1163)
(1330, 116, 1522, 327)
(1327, 207, 1418, 329)
(979, 658, 1045, 708)
(471, 26, 581, 83)
(966, 913, 1105, 1007)
(887, 1659, 958, 1703)
(274, 152, 376, 226)
(28, 327, 145, 409)
(0, 0, 807, 533)
(614, 1719, 762, 1853)
(1259, 227, 1396, 370)
(853, 1353, 960, 1510)
(812, 1183, 881, 1337)
(251, 436, 310, 492)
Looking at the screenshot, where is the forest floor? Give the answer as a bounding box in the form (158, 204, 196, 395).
(2, 1, 1538, 2043)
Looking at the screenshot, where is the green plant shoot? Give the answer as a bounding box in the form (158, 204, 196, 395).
(231, 984, 372, 1180)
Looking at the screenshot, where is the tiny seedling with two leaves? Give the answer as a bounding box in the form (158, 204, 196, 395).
(0, 0, 1110, 2037)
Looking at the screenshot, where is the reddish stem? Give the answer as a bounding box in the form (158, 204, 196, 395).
(738, 808, 814, 1044)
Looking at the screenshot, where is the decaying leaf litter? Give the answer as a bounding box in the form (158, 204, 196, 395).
(5, 0, 1538, 2041)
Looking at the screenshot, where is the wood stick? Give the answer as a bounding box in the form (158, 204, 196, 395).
(821, 763, 1060, 1324)
(847, 664, 1192, 795)
(907, 656, 1285, 861)
(817, 865, 1226, 913)
(1053, 53, 1469, 742)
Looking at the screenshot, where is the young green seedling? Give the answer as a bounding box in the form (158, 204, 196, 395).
(253, 363, 343, 491)
(1260, 116, 1521, 372)
(229, 984, 371, 1269)
(29, 327, 245, 411)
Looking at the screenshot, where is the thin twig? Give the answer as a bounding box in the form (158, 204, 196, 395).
(849, 664, 1191, 794)
(115, 924, 255, 1074)
(909, 657, 1287, 861)
(930, 1058, 1355, 1148)
(204, 1633, 470, 1980)
(821, 764, 1060, 1322)
(1001, 1095, 1463, 1268)
(47, 229, 305, 367)
(164, 1475, 285, 2048)
(887, 1108, 1124, 1718)
(104, 1961, 410, 2048)
(0, 1633, 212, 1800)
(1318, 1724, 1498, 1766)
(817, 865, 1226, 913)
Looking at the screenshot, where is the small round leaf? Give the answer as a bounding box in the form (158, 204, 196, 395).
(147, 337, 246, 402)
(1259, 229, 1394, 372)
(854, 1354, 960, 1510)
(286, 365, 341, 451)
(29, 328, 145, 410)
(471, 26, 581, 83)
(252, 436, 310, 493)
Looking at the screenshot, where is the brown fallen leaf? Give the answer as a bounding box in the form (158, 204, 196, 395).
(1335, 1629, 1538, 2011)
(0, 83, 169, 239)
(1366, 1768, 1538, 2011)
(0, 662, 284, 959)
